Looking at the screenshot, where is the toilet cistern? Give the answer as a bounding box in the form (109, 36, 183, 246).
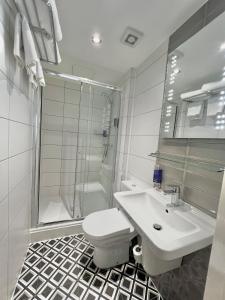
(164, 184, 181, 207)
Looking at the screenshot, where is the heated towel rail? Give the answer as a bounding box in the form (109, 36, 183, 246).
(13, 0, 60, 65)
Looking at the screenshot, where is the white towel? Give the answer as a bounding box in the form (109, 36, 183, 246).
(14, 13, 24, 68)
(21, 16, 45, 88)
(187, 103, 202, 118)
(22, 16, 38, 70)
(207, 101, 224, 117)
(36, 60, 46, 87)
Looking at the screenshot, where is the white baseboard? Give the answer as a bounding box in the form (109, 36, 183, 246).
(30, 221, 83, 243)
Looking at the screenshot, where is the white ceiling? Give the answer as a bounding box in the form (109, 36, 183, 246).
(56, 0, 207, 74)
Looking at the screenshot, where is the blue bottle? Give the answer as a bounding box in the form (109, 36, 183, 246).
(153, 165, 162, 189)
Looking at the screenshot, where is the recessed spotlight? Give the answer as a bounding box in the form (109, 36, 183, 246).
(220, 43, 225, 51)
(91, 33, 102, 46)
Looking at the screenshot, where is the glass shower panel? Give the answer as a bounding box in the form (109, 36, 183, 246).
(39, 77, 82, 224)
(38, 74, 121, 225)
(77, 85, 121, 217)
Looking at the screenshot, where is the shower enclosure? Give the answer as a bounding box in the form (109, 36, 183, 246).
(37, 71, 121, 224)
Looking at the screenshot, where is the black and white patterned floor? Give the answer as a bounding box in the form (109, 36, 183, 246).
(13, 234, 162, 300)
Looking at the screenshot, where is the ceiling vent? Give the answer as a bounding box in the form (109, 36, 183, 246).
(121, 27, 143, 48)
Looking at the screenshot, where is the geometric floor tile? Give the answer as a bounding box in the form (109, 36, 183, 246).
(12, 234, 163, 300)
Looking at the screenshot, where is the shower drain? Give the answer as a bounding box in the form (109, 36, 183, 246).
(153, 223, 162, 231)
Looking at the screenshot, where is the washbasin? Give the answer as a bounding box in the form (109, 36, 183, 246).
(114, 188, 216, 261)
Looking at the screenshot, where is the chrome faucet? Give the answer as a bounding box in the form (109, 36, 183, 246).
(164, 184, 181, 207)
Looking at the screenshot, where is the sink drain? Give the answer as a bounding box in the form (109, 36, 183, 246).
(153, 223, 162, 231)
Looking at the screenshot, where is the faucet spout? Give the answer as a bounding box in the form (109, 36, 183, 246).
(164, 184, 182, 207)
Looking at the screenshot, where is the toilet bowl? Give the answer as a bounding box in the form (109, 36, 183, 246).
(82, 208, 135, 268)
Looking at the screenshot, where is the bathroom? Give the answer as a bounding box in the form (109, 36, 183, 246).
(1, 0, 225, 299)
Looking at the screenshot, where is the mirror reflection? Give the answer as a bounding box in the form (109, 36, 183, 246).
(162, 11, 225, 138)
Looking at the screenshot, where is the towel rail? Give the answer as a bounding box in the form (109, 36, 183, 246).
(13, 0, 60, 65)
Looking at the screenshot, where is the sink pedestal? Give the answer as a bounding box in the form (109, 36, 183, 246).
(142, 238, 182, 276)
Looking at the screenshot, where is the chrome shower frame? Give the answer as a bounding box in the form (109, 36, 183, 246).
(33, 70, 122, 228)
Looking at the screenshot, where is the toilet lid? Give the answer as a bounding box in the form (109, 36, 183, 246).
(83, 208, 134, 241)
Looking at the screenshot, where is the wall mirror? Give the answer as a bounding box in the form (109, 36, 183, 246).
(161, 10, 225, 138)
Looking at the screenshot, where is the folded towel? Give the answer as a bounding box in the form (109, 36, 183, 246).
(202, 80, 225, 92)
(207, 101, 224, 117)
(187, 103, 203, 119)
(22, 16, 38, 70)
(36, 60, 46, 87)
(181, 89, 206, 100)
(14, 13, 24, 68)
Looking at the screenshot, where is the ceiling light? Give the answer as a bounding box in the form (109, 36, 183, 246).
(220, 91, 225, 95)
(220, 43, 225, 51)
(91, 33, 102, 46)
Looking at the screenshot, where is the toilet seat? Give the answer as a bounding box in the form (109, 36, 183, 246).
(83, 208, 134, 241)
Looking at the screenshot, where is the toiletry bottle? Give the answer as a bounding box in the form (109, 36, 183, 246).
(153, 164, 162, 189)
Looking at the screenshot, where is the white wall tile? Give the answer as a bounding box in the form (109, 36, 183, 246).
(41, 130, 62, 145)
(41, 145, 62, 159)
(0, 159, 8, 202)
(0, 234, 8, 300)
(0, 73, 9, 118)
(133, 82, 164, 116)
(40, 173, 60, 187)
(0, 197, 8, 241)
(128, 155, 155, 185)
(0, 118, 9, 161)
(135, 55, 167, 96)
(43, 85, 64, 102)
(9, 151, 31, 191)
(62, 132, 78, 146)
(42, 99, 64, 117)
(10, 87, 32, 124)
(130, 135, 159, 158)
(62, 146, 77, 160)
(64, 103, 79, 118)
(65, 88, 80, 105)
(63, 117, 79, 132)
(132, 109, 162, 136)
(9, 121, 32, 156)
(40, 159, 61, 173)
(42, 115, 63, 131)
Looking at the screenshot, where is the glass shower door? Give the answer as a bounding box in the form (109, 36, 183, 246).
(74, 84, 121, 217)
(38, 75, 120, 224)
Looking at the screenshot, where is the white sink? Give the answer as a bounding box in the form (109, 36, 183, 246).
(114, 188, 215, 266)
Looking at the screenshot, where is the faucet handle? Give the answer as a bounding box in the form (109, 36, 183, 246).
(167, 184, 180, 192)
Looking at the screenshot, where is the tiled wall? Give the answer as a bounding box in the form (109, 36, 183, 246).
(40, 77, 118, 217)
(40, 78, 81, 214)
(127, 42, 168, 185)
(0, 1, 39, 298)
(116, 42, 169, 189)
(115, 69, 135, 191)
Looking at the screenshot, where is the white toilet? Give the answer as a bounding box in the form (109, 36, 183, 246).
(82, 207, 135, 268)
